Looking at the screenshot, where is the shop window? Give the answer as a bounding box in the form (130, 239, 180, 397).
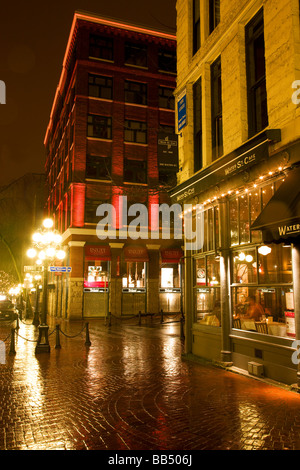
(209, 0, 220, 34)
(194, 255, 220, 326)
(124, 120, 147, 144)
(88, 74, 113, 100)
(231, 244, 294, 337)
(125, 81, 147, 105)
(193, 76, 202, 172)
(84, 260, 109, 289)
(158, 86, 175, 110)
(89, 34, 114, 61)
(245, 9, 268, 138)
(160, 264, 181, 289)
(87, 115, 112, 140)
(158, 48, 176, 74)
(192, 0, 200, 55)
(122, 262, 146, 288)
(211, 56, 223, 160)
(86, 155, 111, 180)
(125, 42, 147, 68)
(124, 159, 147, 184)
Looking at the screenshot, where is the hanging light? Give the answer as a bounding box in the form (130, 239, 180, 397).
(258, 245, 272, 256)
(245, 254, 253, 263)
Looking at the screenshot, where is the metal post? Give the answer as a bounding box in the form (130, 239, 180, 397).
(9, 328, 16, 355)
(35, 260, 50, 353)
(32, 284, 40, 326)
(138, 311, 141, 326)
(180, 317, 185, 339)
(85, 322, 91, 346)
(55, 324, 61, 349)
(160, 309, 164, 324)
(108, 311, 112, 327)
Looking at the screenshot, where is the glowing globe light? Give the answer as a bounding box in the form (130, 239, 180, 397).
(43, 218, 54, 229)
(27, 248, 37, 258)
(258, 245, 272, 256)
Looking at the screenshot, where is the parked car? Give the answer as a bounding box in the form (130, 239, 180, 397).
(0, 296, 18, 322)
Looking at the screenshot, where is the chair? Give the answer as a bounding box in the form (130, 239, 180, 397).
(255, 321, 268, 334)
(232, 318, 241, 329)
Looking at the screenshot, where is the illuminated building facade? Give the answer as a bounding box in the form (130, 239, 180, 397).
(44, 12, 183, 319)
(172, 0, 300, 386)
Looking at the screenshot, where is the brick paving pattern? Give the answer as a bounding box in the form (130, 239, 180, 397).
(1, 317, 300, 450)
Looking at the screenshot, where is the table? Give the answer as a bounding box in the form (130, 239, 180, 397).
(267, 322, 287, 337)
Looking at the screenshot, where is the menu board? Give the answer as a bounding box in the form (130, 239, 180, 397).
(285, 311, 296, 338)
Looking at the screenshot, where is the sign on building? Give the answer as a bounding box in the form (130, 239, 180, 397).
(177, 90, 187, 132)
(157, 133, 178, 171)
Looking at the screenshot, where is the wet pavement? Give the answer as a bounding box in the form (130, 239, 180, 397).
(1, 315, 300, 451)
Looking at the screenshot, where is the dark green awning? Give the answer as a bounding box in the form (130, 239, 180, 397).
(251, 166, 300, 244)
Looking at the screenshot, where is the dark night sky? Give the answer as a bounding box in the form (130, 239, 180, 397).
(0, 0, 176, 187)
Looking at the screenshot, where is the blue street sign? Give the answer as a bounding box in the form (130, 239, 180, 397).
(177, 92, 187, 132)
(49, 266, 72, 273)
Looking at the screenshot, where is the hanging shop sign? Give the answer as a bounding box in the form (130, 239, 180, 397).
(177, 90, 187, 132)
(157, 133, 178, 171)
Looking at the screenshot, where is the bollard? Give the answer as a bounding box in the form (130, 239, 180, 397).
(108, 311, 112, 327)
(85, 322, 91, 346)
(15, 314, 20, 330)
(9, 328, 16, 355)
(180, 317, 185, 339)
(55, 324, 61, 349)
(160, 309, 164, 324)
(138, 311, 141, 326)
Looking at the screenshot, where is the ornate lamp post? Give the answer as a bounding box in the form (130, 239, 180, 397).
(27, 218, 65, 353)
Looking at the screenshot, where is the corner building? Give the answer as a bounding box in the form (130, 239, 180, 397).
(44, 12, 183, 320)
(172, 0, 300, 386)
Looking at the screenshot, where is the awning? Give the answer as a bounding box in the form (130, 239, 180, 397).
(85, 245, 111, 261)
(161, 249, 184, 264)
(251, 166, 300, 244)
(124, 246, 149, 262)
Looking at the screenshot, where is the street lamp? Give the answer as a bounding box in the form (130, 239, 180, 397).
(27, 218, 65, 353)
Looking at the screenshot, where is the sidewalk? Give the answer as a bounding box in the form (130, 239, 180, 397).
(1, 317, 300, 450)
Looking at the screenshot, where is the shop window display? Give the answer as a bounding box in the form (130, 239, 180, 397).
(122, 262, 146, 289)
(231, 245, 294, 337)
(84, 260, 109, 288)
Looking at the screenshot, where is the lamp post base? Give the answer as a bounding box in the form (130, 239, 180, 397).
(35, 325, 50, 354)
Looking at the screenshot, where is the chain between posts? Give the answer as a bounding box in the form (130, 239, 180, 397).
(4, 322, 92, 355)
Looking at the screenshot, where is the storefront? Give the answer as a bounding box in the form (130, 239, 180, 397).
(121, 245, 148, 315)
(159, 248, 184, 313)
(83, 244, 111, 317)
(171, 130, 300, 386)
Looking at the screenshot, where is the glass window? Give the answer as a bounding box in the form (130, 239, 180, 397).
(194, 256, 220, 326)
(89, 35, 114, 61)
(124, 159, 147, 184)
(193, 77, 202, 172)
(232, 285, 294, 338)
(239, 194, 250, 244)
(86, 155, 111, 180)
(84, 260, 109, 288)
(125, 81, 147, 105)
(209, 0, 220, 33)
(258, 244, 292, 284)
(125, 42, 147, 68)
(245, 9, 268, 137)
(158, 48, 176, 74)
(158, 86, 175, 110)
(87, 115, 112, 139)
(249, 189, 262, 243)
(232, 248, 257, 284)
(85, 199, 106, 224)
(193, 0, 200, 55)
(160, 265, 180, 289)
(230, 197, 239, 246)
(122, 262, 146, 288)
(211, 56, 223, 160)
(124, 120, 147, 144)
(88, 75, 113, 100)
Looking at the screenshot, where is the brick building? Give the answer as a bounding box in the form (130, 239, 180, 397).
(44, 11, 183, 320)
(172, 0, 300, 386)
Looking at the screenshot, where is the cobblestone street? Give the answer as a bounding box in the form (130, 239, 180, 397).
(1, 316, 300, 451)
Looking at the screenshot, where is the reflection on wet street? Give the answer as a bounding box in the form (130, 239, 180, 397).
(1, 318, 300, 450)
